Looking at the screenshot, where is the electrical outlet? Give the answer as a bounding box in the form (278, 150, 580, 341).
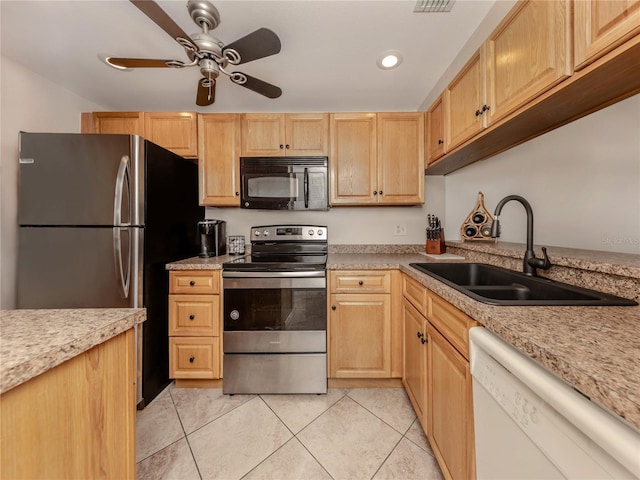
(394, 224, 407, 236)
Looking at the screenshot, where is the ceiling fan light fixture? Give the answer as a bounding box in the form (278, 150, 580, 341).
(377, 50, 403, 70)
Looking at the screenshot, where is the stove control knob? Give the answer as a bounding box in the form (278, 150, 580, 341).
(263, 230, 269, 236)
(254, 230, 261, 237)
(317, 229, 324, 236)
(308, 229, 314, 236)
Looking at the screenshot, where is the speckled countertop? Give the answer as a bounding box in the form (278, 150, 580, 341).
(0, 308, 146, 394)
(167, 244, 640, 430)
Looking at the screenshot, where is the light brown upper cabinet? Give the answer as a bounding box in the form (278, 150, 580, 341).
(198, 114, 242, 206)
(85, 112, 198, 157)
(485, 0, 572, 125)
(330, 113, 378, 205)
(445, 48, 486, 150)
(426, 95, 446, 165)
(331, 113, 424, 205)
(574, 0, 640, 69)
(241, 113, 329, 156)
(144, 112, 198, 158)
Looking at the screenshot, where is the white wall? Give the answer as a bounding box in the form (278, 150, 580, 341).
(0, 56, 105, 308)
(443, 94, 640, 254)
(206, 175, 446, 245)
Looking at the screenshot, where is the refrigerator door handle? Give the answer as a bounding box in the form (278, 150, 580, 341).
(113, 227, 131, 298)
(114, 155, 130, 226)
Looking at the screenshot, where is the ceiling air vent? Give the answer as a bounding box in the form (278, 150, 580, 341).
(413, 0, 455, 13)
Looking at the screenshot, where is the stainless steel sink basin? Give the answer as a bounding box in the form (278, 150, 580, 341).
(409, 263, 637, 306)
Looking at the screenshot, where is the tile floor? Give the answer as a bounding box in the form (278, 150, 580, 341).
(136, 384, 444, 480)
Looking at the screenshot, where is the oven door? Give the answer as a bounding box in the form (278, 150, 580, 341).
(223, 273, 327, 353)
(240, 158, 328, 210)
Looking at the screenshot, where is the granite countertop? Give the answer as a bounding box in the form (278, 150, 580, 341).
(166, 245, 640, 430)
(0, 308, 146, 394)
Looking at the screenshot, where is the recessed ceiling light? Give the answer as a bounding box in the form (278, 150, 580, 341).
(377, 50, 403, 70)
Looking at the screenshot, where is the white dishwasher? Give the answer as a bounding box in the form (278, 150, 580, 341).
(469, 327, 640, 479)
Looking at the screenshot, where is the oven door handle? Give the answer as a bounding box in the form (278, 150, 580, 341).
(303, 167, 309, 209)
(223, 270, 326, 278)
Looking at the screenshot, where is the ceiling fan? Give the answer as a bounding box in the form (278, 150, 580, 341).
(105, 0, 282, 106)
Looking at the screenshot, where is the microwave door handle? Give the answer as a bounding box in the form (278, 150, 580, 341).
(304, 167, 309, 208)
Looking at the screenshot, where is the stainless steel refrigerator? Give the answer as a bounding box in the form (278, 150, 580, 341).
(17, 132, 204, 408)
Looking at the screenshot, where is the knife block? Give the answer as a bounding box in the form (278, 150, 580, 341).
(426, 229, 446, 254)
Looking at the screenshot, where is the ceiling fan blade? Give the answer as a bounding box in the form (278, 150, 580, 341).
(223, 28, 281, 65)
(106, 57, 183, 69)
(196, 78, 216, 106)
(130, 0, 198, 52)
(232, 73, 282, 99)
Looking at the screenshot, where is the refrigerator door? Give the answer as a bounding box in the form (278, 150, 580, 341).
(17, 226, 142, 309)
(18, 132, 139, 226)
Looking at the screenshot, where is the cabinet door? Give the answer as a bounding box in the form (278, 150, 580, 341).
(92, 112, 144, 136)
(329, 293, 391, 378)
(198, 114, 241, 206)
(486, 0, 572, 124)
(241, 113, 285, 156)
(377, 112, 425, 205)
(575, 0, 640, 69)
(144, 112, 198, 157)
(402, 299, 427, 421)
(285, 113, 329, 156)
(428, 325, 474, 480)
(426, 97, 445, 165)
(445, 48, 486, 150)
(329, 113, 378, 205)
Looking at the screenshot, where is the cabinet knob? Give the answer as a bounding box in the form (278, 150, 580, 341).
(358, 280, 364, 286)
(189, 280, 196, 286)
(417, 332, 424, 339)
(482, 104, 491, 112)
(475, 109, 482, 117)
(189, 314, 195, 320)
(235, 192, 239, 196)
(373, 191, 378, 195)
(189, 356, 195, 363)
(438, 139, 444, 145)
(378, 190, 383, 195)
(279, 144, 284, 149)
(331, 305, 336, 311)
(285, 144, 290, 149)
(421, 337, 427, 344)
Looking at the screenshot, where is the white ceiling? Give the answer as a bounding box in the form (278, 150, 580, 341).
(1, 0, 496, 113)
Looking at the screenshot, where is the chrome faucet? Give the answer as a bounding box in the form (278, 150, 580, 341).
(490, 195, 551, 276)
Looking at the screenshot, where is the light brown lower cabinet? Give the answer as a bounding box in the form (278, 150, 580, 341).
(402, 273, 479, 480)
(169, 270, 222, 382)
(0, 329, 136, 479)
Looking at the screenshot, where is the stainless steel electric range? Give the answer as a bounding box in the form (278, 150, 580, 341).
(222, 225, 328, 394)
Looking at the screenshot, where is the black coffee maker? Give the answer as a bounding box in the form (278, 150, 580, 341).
(198, 219, 227, 258)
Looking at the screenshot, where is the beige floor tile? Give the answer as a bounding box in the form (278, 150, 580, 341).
(260, 388, 346, 433)
(373, 437, 444, 480)
(136, 387, 185, 462)
(136, 438, 200, 480)
(347, 387, 417, 434)
(170, 386, 255, 434)
(188, 397, 293, 480)
(297, 396, 402, 480)
(405, 418, 434, 454)
(243, 438, 332, 480)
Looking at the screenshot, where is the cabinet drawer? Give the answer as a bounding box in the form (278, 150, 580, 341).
(169, 337, 219, 379)
(169, 294, 219, 336)
(428, 292, 478, 360)
(403, 274, 428, 316)
(330, 271, 391, 293)
(169, 270, 219, 294)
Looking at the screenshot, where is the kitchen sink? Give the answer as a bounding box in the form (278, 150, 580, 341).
(409, 263, 637, 306)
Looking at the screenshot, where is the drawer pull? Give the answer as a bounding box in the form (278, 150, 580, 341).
(189, 356, 195, 363)
(189, 280, 196, 286)
(358, 280, 364, 286)
(331, 305, 336, 311)
(189, 314, 195, 320)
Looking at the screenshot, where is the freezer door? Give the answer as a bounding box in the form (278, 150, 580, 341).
(18, 132, 138, 226)
(17, 226, 141, 309)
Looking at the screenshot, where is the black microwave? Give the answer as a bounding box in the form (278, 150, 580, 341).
(240, 157, 329, 210)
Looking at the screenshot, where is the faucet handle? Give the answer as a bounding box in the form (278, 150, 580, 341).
(528, 246, 552, 271)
